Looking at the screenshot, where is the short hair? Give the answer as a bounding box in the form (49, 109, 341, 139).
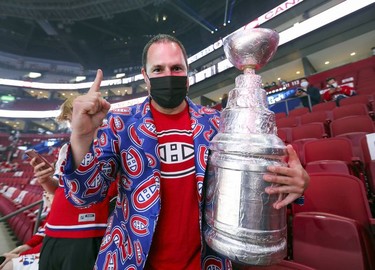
(142, 34, 188, 70)
(300, 77, 308, 81)
(326, 77, 336, 82)
(56, 96, 76, 123)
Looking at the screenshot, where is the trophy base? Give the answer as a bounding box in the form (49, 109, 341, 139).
(204, 224, 287, 266)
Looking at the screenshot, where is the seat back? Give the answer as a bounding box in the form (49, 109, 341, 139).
(288, 107, 310, 117)
(340, 94, 373, 110)
(276, 116, 299, 128)
(330, 115, 375, 137)
(292, 173, 373, 228)
(305, 160, 350, 175)
(332, 103, 369, 120)
(300, 110, 331, 125)
(312, 101, 336, 112)
(293, 212, 375, 270)
(275, 112, 287, 120)
(291, 122, 327, 141)
(303, 137, 354, 164)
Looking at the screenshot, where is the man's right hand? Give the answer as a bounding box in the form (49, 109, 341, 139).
(70, 69, 111, 168)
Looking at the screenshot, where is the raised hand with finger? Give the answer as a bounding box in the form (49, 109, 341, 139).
(70, 69, 111, 167)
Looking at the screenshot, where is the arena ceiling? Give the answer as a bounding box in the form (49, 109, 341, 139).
(0, 0, 285, 74)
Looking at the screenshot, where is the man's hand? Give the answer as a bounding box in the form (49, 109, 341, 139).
(70, 69, 111, 168)
(71, 69, 111, 139)
(263, 144, 309, 209)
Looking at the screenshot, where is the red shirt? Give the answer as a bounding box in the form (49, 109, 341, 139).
(46, 144, 118, 238)
(145, 102, 201, 270)
(323, 85, 356, 101)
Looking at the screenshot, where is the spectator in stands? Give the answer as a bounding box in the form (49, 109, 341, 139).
(0, 192, 53, 270)
(60, 34, 309, 269)
(6, 130, 19, 163)
(221, 93, 228, 109)
(28, 96, 117, 270)
(323, 77, 356, 105)
(295, 77, 321, 108)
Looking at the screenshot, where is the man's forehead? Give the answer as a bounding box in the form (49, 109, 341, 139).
(147, 42, 186, 66)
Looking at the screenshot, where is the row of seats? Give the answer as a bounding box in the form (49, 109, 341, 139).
(0, 145, 56, 244)
(275, 91, 374, 119)
(0, 184, 43, 244)
(274, 91, 375, 269)
(291, 173, 375, 270)
(277, 102, 374, 128)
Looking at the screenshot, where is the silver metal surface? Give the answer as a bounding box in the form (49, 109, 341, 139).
(204, 28, 287, 266)
(223, 28, 279, 71)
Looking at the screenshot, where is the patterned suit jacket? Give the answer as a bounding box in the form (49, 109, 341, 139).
(62, 97, 233, 269)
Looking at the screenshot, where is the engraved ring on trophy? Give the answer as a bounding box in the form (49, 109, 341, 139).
(204, 28, 288, 266)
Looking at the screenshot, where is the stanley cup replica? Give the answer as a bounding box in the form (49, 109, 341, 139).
(204, 28, 288, 265)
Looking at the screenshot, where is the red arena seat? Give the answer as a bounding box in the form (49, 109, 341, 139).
(293, 212, 375, 270)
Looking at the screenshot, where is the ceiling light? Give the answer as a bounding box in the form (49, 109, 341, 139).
(296, 71, 300, 74)
(28, 72, 42, 78)
(325, 61, 330, 65)
(350, 52, 356, 56)
(75, 76, 86, 82)
(162, 15, 167, 21)
(116, 73, 125, 78)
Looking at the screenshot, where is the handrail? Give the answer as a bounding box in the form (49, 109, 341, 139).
(0, 199, 43, 222)
(269, 94, 312, 114)
(33, 200, 44, 234)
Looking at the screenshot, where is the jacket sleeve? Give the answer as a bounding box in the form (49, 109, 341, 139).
(61, 114, 121, 207)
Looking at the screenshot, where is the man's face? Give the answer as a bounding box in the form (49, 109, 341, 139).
(141, 42, 188, 92)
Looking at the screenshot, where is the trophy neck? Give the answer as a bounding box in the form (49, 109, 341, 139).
(235, 73, 262, 90)
(219, 73, 276, 135)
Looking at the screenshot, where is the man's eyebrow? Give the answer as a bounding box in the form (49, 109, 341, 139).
(172, 64, 186, 69)
(150, 64, 163, 69)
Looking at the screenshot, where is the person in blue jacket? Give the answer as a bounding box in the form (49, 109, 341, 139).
(61, 34, 309, 270)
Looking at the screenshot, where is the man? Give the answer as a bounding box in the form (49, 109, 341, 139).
(63, 34, 309, 269)
(295, 77, 321, 108)
(323, 77, 356, 105)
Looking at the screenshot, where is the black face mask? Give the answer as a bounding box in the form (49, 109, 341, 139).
(149, 76, 188, 109)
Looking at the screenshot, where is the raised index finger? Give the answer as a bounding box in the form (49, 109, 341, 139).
(88, 69, 103, 94)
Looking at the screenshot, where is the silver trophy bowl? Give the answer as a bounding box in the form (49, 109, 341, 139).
(223, 27, 279, 71)
(204, 28, 287, 266)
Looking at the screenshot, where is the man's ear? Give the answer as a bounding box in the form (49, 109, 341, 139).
(141, 67, 148, 82)
(141, 67, 151, 94)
